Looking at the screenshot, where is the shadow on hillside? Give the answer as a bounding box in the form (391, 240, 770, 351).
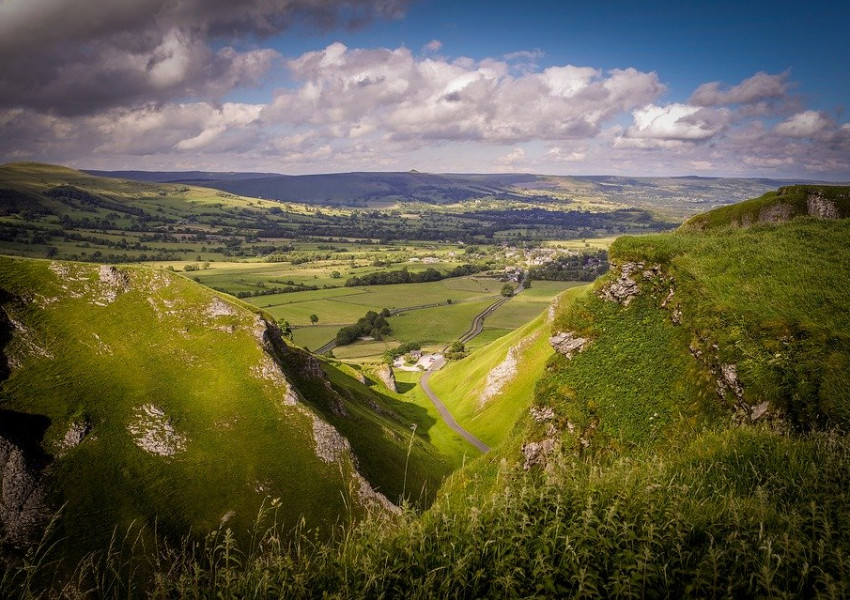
(395, 380, 416, 394)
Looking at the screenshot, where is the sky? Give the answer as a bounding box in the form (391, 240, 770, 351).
(1, 0, 848, 179)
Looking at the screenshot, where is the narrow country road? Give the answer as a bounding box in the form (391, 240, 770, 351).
(456, 282, 525, 346)
(420, 282, 525, 454)
(420, 357, 490, 453)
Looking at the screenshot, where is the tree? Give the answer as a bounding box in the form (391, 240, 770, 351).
(309, 314, 319, 325)
(501, 283, 515, 297)
(331, 270, 341, 279)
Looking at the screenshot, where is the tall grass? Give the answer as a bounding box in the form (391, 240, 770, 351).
(3, 430, 849, 599)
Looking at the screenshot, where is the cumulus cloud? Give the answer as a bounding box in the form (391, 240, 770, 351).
(616, 103, 729, 148)
(0, 0, 409, 115)
(774, 110, 833, 138)
(423, 40, 443, 52)
(690, 71, 789, 106)
(264, 43, 665, 144)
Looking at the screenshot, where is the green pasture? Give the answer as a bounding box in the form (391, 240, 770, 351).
(388, 299, 497, 347)
(291, 325, 340, 350)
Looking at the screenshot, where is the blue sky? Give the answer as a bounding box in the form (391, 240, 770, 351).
(1, 0, 848, 178)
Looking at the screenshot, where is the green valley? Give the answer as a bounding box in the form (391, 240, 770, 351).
(1, 167, 850, 598)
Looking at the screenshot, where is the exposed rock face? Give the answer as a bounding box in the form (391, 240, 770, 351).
(127, 404, 187, 457)
(750, 401, 770, 421)
(304, 354, 325, 380)
(758, 203, 793, 223)
(205, 297, 236, 318)
(529, 406, 556, 422)
(311, 416, 350, 463)
(598, 262, 644, 305)
(716, 363, 745, 403)
(549, 331, 589, 359)
(376, 364, 397, 393)
(96, 266, 130, 305)
(521, 437, 557, 470)
(0, 434, 50, 549)
(310, 415, 399, 513)
(479, 340, 531, 407)
(807, 195, 840, 219)
(354, 472, 401, 514)
(58, 420, 90, 453)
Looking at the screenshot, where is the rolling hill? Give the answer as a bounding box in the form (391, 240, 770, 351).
(87, 168, 814, 216)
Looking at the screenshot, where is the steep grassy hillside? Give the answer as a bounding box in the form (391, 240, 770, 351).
(0, 257, 453, 563)
(5, 191, 850, 598)
(682, 184, 850, 230)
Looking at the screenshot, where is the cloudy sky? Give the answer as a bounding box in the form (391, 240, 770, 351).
(1, 0, 848, 178)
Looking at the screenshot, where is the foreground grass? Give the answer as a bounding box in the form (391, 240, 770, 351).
(5, 429, 848, 599)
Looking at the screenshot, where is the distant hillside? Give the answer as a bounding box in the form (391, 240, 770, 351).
(110, 171, 538, 206)
(86, 167, 816, 215)
(0, 163, 678, 262)
(681, 184, 850, 230)
(0, 257, 453, 561)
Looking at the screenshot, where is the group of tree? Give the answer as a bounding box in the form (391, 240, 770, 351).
(335, 308, 392, 346)
(528, 250, 609, 281)
(345, 264, 489, 287)
(383, 341, 422, 365)
(444, 341, 467, 360)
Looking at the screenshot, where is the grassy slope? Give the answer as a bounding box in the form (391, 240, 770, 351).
(428, 285, 588, 448)
(0, 257, 452, 560)
(682, 184, 850, 230)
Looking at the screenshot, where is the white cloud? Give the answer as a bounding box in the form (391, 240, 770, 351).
(265, 43, 665, 144)
(619, 103, 728, 147)
(774, 110, 832, 138)
(423, 39, 443, 52)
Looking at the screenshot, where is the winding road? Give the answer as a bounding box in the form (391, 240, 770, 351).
(420, 282, 525, 454)
(420, 358, 490, 453)
(313, 280, 525, 454)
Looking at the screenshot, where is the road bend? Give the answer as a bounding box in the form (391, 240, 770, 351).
(420, 357, 490, 453)
(421, 282, 525, 454)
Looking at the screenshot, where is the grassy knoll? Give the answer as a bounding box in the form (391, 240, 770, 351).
(681, 184, 850, 231)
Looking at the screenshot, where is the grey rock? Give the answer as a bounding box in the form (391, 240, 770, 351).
(549, 331, 589, 358)
(750, 401, 770, 421)
(598, 262, 643, 305)
(205, 297, 236, 318)
(758, 203, 793, 223)
(376, 364, 397, 393)
(58, 420, 90, 452)
(0, 436, 50, 549)
(521, 438, 557, 470)
(529, 406, 556, 422)
(807, 195, 839, 219)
